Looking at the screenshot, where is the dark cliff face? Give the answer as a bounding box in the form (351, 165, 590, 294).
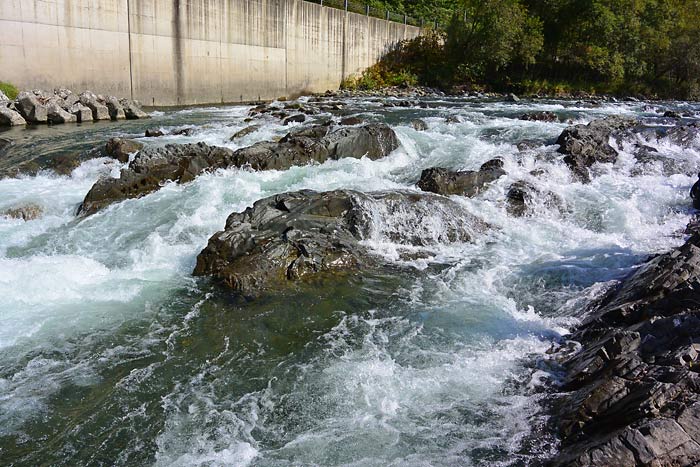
(548, 230, 700, 466)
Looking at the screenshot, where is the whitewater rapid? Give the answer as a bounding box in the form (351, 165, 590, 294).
(1, 97, 698, 466)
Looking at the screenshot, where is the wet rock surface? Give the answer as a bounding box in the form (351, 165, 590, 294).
(193, 189, 484, 296)
(417, 159, 505, 196)
(548, 229, 700, 466)
(79, 123, 400, 215)
(2, 203, 43, 221)
(556, 116, 638, 181)
(520, 111, 558, 122)
(104, 138, 143, 163)
(78, 143, 236, 216)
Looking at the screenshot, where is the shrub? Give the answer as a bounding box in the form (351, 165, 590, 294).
(0, 82, 19, 100)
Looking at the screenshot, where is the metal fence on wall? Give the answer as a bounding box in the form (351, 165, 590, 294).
(304, 0, 437, 29)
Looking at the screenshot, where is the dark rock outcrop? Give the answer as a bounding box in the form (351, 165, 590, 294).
(549, 231, 700, 466)
(193, 189, 485, 295)
(104, 138, 143, 163)
(230, 124, 261, 140)
(79, 124, 400, 215)
(417, 159, 505, 196)
(505, 180, 562, 217)
(283, 114, 306, 125)
(339, 116, 364, 126)
(692, 174, 700, 210)
(78, 143, 236, 215)
(556, 116, 638, 182)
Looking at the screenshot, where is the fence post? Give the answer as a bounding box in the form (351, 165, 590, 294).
(366, 4, 369, 15)
(404, 14, 406, 24)
(344, 0, 347, 10)
(386, 10, 389, 20)
(320, 0, 323, 6)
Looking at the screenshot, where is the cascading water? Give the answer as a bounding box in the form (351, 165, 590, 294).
(1, 97, 698, 466)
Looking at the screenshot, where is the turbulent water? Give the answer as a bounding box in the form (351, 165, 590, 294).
(1, 96, 699, 466)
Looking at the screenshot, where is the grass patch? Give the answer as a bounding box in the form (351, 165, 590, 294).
(0, 81, 19, 100)
(341, 64, 418, 91)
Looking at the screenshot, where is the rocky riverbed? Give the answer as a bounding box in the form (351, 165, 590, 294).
(1, 93, 699, 466)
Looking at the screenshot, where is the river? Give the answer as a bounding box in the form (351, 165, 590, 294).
(1, 96, 698, 466)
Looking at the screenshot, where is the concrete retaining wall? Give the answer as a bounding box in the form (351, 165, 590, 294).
(0, 0, 420, 106)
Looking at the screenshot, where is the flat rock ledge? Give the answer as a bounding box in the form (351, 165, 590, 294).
(548, 230, 700, 466)
(78, 123, 399, 216)
(193, 189, 486, 296)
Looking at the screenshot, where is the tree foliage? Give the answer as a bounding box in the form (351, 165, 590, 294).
(367, 0, 700, 98)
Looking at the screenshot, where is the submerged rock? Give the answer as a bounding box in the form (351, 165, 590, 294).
(505, 180, 562, 217)
(549, 230, 700, 466)
(230, 124, 261, 140)
(417, 159, 505, 196)
(79, 124, 400, 215)
(411, 119, 428, 131)
(520, 111, 558, 122)
(556, 116, 638, 182)
(193, 189, 485, 295)
(3, 203, 43, 221)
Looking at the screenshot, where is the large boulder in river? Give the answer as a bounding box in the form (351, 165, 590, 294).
(549, 231, 700, 466)
(557, 116, 638, 181)
(193, 189, 485, 295)
(222, 123, 398, 171)
(15, 91, 48, 123)
(417, 159, 505, 196)
(78, 143, 236, 216)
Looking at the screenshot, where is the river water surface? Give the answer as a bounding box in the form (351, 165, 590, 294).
(1, 96, 699, 466)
